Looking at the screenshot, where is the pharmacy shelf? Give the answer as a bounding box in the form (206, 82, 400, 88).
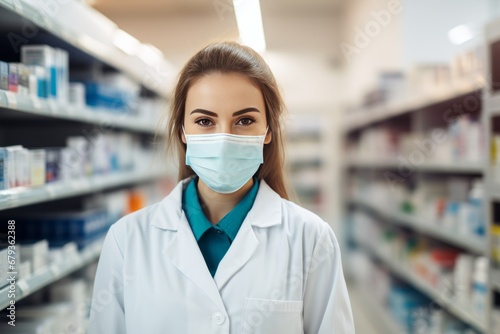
(0, 90, 158, 134)
(0, 0, 170, 98)
(344, 83, 483, 132)
(362, 243, 487, 333)
(0, 237, 103, 311)
(352, 198, 486, 254)
(345, 159, 483, 174)
(492, 268, 500, 292)
(0, 170, 164, 211)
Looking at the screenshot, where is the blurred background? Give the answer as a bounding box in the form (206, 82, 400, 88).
(0, 0, 499, 333)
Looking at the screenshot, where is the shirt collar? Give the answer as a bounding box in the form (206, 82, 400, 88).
(182, 176, 260, 241)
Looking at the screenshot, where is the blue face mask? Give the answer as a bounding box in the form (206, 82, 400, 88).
(183, 127, 268, 194)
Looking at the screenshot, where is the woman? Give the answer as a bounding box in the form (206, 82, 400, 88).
(88, 42, 354, 334)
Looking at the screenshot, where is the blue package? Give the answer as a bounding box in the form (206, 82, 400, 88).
(0, 148, 5, 190)
(45, 147, 62, 183)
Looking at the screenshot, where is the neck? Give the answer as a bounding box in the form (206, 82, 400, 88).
(196, 178, 254, 224)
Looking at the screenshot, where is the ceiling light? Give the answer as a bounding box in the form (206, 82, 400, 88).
(233, 0, 266, 53)
(113, 29, 140, 55)
(138, 43, 163, 66)
(448, 24, 474, 45)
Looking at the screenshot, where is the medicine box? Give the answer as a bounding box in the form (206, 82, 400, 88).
(19, 240, 48, 275)
(5, 145, 22, 189)
(0, 148, 6, 190)
(16, 63, 30, 95)
(21, 45, 57, 100)
(8, 63, 18, 93)
(14, 209, 110, 249)
(0, 61, 8, 90)
(18, 147, 30, 187)
(45, 147, 62, 183)
(29, 149, 46, 187)
(19, 261, 31, 280)
(69, 82, 86, 107)
(27, 65, 48, 99)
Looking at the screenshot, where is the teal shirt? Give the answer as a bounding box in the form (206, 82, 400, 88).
(182, 176, 259, 277)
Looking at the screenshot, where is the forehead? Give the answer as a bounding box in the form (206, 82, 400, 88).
(185, 72, 265, 112)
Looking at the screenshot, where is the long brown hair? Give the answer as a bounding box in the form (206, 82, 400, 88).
(163, 41, 290, 199)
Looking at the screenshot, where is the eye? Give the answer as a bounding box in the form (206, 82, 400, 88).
(195, 118, 213, 127)
(236, 117, 255, 126)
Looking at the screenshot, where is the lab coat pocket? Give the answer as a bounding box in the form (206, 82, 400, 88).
(240, 297, 303, 334)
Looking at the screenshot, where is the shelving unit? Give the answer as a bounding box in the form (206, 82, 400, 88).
(0, 170, 164, 210)
(0, 0, 171, 99)
(342, 37, 491, 331)
(345, 159, 483, 174)
(484, 16, 500, 334)
(0, 89, 158, 134)
(0, 237, 103, 310)
(361, 243, 487, 333)
(286, 115, 330, 219)
(351, 198, 486, 254)
(0, 0, 170, 318)
(343, 82, 483, 132)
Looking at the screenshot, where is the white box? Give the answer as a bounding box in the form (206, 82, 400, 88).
(20, 240, 48, 275)
(5, 145, 22, 188)
(29, 149, 46, 187)
(20, 147, 30, 187)
(0, 147, 7, 190)
(21, 45, 57, 101)
(19, 261, 31, 280)
(56, 49, 69, 104)
(12, 145, 31, 187)
(68, 82, 85, 108)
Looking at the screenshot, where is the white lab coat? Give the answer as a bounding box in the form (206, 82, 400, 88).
(87, 177, 354, 334)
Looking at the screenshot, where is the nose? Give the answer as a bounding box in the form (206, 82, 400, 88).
(218, 122, 232, 134)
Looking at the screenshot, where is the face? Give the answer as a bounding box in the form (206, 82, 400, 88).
(182, 72, 272, 144)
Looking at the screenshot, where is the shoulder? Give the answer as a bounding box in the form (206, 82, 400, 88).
(279, 198, 339, 249)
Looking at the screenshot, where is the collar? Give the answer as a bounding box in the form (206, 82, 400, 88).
(182, 176, 260, 241)
(150, 176, 282, 231)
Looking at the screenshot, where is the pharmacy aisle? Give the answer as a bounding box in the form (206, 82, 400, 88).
(0, 0, 175, 332)
(341, 3, 500, 333)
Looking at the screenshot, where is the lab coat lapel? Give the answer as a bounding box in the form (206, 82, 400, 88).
(214, 180, 282, 290)
(162, 211, 226, 310)
(213, 216, 259, 290)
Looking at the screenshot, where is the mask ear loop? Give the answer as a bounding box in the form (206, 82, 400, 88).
(261, 126, 270, 144)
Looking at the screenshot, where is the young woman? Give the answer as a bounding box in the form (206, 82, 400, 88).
(88, 42, 354, 334)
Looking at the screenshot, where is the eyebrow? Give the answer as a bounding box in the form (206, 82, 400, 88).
(189, 107, 261, 117)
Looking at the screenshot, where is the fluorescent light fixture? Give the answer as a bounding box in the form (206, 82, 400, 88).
(448, 24, 474, 45)
(113, 29, 140, 55)
(233, 0, 266, 53)
(138, 43, 163, 66)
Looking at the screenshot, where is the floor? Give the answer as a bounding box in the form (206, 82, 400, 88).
(348, 280, 389, 334)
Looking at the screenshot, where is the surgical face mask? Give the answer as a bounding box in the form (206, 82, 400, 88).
(183, 127, 268, 194)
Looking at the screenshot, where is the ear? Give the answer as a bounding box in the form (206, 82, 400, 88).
(264, 129, 272, 144)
